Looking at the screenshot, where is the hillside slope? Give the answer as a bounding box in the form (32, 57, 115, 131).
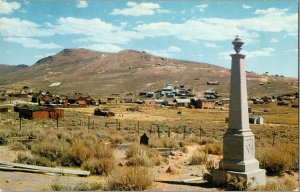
(0, 48, 297, 97)
(0, 64, 28, 76)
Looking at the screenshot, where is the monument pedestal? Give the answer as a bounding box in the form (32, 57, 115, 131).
(212, 131, 266, 186)
(212, 169, 266, 186)
(212, 36, 266, 187)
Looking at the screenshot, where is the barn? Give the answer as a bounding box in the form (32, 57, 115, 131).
(19, 106, 64, 120)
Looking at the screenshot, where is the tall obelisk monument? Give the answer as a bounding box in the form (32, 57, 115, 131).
(213, 36, 266, 186)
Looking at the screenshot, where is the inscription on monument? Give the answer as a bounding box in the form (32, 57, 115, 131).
(245, 139, 254, 159)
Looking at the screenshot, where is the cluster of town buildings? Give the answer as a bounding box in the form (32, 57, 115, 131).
(0, 84, 298, 121)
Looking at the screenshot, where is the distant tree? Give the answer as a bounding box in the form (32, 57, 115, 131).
(265, 72, 269, 75)
(22, 85, 29, 90)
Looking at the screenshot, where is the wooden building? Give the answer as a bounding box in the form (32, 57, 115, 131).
(173, 99, 191, 107)
(94, 108, 115, 117)
(19, 106, 64, 120)
(0, 106, 8, 112)
(191, 99, 216, 109)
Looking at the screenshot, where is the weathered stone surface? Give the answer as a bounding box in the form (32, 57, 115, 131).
(212, 36, 266, 187)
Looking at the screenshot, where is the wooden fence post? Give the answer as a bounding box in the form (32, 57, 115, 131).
(56, 117, 59, 130)
(19, 116, 22, 131)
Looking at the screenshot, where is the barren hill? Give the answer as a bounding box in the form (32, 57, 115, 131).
(0, 48, 297, 97)
(0, 64, 28, 76)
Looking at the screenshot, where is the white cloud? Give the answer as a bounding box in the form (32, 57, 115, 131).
(134, 7, 297, 43)
(4, 37, 61, 49)
(77, 0, 88, 8)
(242, 4, 252, 9)
(0, 17, 54, 37)
(196, 4, 208, 12)
(167, 46, 181, 53)
(204, 42, 221, 48)
(110, 1, 168, 16)
(49, 17, 143, 44)
(0, 1, 20, 14)
(134, 20, 257, 43)
(144, 49, 171, 58)
(52, 17, 115, 35)
(34, 52, 56, 58)
(219, 47, 275, 60)
(85, 43, 122, 53)
(269, 38, 278, 43)
(285, 49, 297, 53)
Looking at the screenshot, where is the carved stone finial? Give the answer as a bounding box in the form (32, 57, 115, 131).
(232, 35, 244, 54)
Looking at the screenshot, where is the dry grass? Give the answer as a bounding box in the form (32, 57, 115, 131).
(126, 144, 162, 166)
(107, 167, 153, 191)
(251, 177, 298, 191)
(257, 143, 298, 176)
(188, 150, 207, 165)
(204, 142, 223, 155)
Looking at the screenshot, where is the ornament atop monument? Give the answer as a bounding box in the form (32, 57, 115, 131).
(232, 35, 244, 54)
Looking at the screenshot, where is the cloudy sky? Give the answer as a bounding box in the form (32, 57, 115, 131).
(0, 0, 298, 77)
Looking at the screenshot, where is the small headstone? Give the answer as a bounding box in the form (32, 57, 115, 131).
(140, 133, 149, 145)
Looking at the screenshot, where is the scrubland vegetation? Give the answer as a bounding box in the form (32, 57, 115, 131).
(0, 101, 298, 190)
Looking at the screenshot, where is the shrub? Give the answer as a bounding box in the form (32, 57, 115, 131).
(107, 167, 153, 191)
(15, 152, 36, 165)
(126, 145, 162, 166)
(182, 146, 189, 153)
(204, 142, 223, 155)
(16, 152, 55, 167)
(10, 141, 28, 150)
(61, 140, 91, 167)
(257, 144, 298, 176)
(82, 157, 114, 175)
(31, 140, 69, 162)
(202, 158, 219, 183)
(226, 174, 254, 191)
(251, 177, 298, 191)
(50, 181, 104, 191)
(199, 137, 216, 145)
(73, 182, 105, 191)
(188, 151, 207, 165)
(149, 137, 179, 148)
(89, 141, 114, 159)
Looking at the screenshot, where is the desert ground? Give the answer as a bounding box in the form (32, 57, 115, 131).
(0, 98, 298, 191)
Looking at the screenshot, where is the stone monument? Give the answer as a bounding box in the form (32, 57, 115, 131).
(212, 36, 266, 186)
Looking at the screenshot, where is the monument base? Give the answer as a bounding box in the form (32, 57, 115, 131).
(212, 168, 266, 187)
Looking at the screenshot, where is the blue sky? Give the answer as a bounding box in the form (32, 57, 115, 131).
(0, 0, 298, 77)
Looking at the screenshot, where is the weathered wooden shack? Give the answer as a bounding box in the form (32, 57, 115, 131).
(191, 99, 216, 109)
(0, 97, 6, 102)
(19, 106, 64, 120)
(0, 106, 8, 112)
(14, 104, 31, 112)
(94, 108, 115, 117)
